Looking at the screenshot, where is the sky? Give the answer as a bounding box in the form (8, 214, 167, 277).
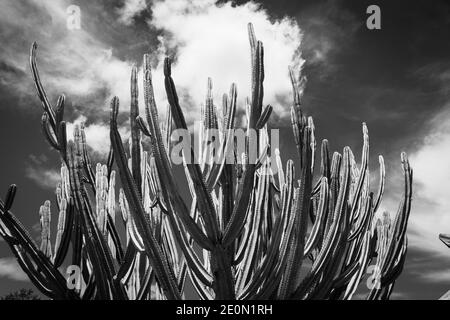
(0, 0, 450, 299)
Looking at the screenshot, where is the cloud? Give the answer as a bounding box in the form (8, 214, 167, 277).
(297, 0, 360, 76)
(408, 106, 450, 255)
(0, 0, 304, 155)
(24, 153, 59, 190)
(25, 166, 60, 190)
(65, 115, 131, 156)
(0, 257, 28, 281)
(117, 0, 148, 25)
(147, 0, 304, 122)
(0, 0, 134, 112)
(417, 269, 450, 283)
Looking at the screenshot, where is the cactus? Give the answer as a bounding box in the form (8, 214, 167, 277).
(0, 24, 412, 300)
(438, 234, 450, 299)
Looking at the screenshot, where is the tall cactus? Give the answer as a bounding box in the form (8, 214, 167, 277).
(0, 24, 412, 300)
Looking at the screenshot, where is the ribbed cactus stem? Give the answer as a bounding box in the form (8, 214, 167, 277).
(39, 200, 52, 258)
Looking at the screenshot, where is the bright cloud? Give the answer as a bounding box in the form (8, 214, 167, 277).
(0, 0, 134, 111)
(146, 0, 304, 122)
(117, 0, 147, 25)
(1, 0, 304, 153)
(65, 115, 130, 156)
(408, 107, 450, 255)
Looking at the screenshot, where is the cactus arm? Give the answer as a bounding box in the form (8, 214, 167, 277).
(218, 164, 234, 234)
(52, 198, 74, 268)
(348, 124, 369, 222)
(308, 203, 352, 299)
(67, 142, 117, 299)
(110, 99, 181, 300)
(304, 177, 328, 255)
(165, 212, 213, 286)
(365, 154, 412, 300)
(107, 147, 115, 178)
(163, 58, 220, 241)
(249, 30, 264, 121)
(439, 234, 450, 248)
(291, 148, 351, 299)
(380, 154, 412, 273)
(277, 185, 301, 299)
(13, 246, 57, 298)
(221, 28, 264, 248)
(79, 124, 96, 191)
(57, 121, 68, 163)
(321, 139, 331, 180)
(154, 168, 213, 250)
(136, 267, 153, 300)
(130, 66, 142, 195)
(332, 259, 361, 289)
(190, 268, 215, 300)
(41, 113, 59, 149)
(162, 219, 180, 273)
(177, 257, 189, 293)
(255, 105, 272, 129)
(0, 206, 73, 298)
(82, 274, 97, 300)
(115, 244, 137, 282)
(71, 212, 83, 269)
(312, 147, 351, 273)
(106, 214, 124, 263)
(204, 84, 237, 190)
(142, 60, 213, 251)
(3, 185, 16, 211)
(324, 152, 342, 236)
(373, 155, 385, 212)
(380, 242, 407, 287)
(30, 42, 56, 130)
(242, 186, 299, 300)
(136, 116, 152, 137)
(233, 191, 257, 266)
(71, 143, 117, 279)
(55, 95, 65, 129)
(235, 175, 265, 293)
(279, 127, 313, 298)
(165, 103, 173, 154)
(128, 215, 145, 251)
(348, 192, 374, 241)
(343, 231, 372, 299)
(221, 164, 256, 247)
(238, 164, 295, 299)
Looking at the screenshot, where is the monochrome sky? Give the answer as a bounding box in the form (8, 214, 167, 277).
(0, 0, 449, 299)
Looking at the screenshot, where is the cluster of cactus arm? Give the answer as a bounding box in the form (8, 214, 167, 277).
(0, 24, 412, 300)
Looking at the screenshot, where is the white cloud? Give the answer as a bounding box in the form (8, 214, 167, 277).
(0, 0, 134, 111)
(65, 115, 131, 156)
(25, 166, 60, 190)
(408, 107, 450, 255)
(0, 257, 28, 281)
(148, 0, 304, 122)
(1, 0, 304, 151)
(117, 0, 147, 25)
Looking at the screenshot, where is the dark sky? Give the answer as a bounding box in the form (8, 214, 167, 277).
(1, 0, 450, 299)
